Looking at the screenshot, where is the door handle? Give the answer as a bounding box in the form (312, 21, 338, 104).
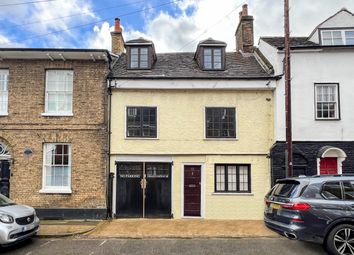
(140, 179, 147, 189)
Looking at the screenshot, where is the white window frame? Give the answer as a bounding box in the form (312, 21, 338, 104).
(0, 70, 9, 115)
(321, 29, 354, 46)
(43, 70, 73, 116)
(40, 143, 72, 194)
(315, 83, 340, 120)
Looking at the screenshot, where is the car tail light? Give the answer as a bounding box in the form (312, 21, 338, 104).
(281, 203, 311, 211)
(264, 199, 271, 206)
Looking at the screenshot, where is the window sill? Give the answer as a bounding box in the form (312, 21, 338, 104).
(41, 113, 73, 117)
(315, 118, 340, 121)
(0, 113, 8, 116)
(39, 188, 72, 194)
(204, 138, 238, 141)
(212, 192, 254, 196)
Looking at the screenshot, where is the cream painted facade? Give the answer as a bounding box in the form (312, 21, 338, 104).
(110, 85, 274, 220)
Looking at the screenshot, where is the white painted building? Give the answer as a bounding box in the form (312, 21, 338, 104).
(257, 8, 354, 181)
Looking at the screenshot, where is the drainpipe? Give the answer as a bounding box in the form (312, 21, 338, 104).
(106, 78, 113, 219)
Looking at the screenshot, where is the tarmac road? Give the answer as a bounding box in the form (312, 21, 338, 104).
(1, 237, 327, 255)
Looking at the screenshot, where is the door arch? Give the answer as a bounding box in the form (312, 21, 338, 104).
(317, 146, 347, 175)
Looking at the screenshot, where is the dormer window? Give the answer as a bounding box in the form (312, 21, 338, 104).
(203, 48, 222, 70)
(321, 29, 354, 46)
(130, 47, 148, 69)
(194, 38, 226, 71)
(125, 38, 157, 70)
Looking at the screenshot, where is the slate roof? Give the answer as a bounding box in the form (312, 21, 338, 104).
(198, 38, 227, 46)
(125, 38, 153, 45)
(109, 52, 275, 79)
(260, 37, 319, 50)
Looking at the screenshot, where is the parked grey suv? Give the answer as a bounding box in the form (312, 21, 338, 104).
(0, 194, 39, 246)
(264, 175, 354, 255)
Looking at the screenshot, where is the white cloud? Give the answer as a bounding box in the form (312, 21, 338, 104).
(92, 0, 354, 53)
(86, 22, 113, 49)
(0, 33, 26, 48)
(0, 0, 96, 47)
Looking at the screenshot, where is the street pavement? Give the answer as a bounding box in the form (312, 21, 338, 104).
(1, 237, 327, 255)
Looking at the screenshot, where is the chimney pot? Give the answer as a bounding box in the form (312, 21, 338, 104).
(239, 4, 248, 21)
(114, 18, 122, 33)
(235, 4, 254, 53)
(111, 18, 124, 55)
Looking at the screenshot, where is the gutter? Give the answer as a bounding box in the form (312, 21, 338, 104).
(107, 75, 282, 81)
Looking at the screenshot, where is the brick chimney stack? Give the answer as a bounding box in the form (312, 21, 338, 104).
(235, 4, 254, 53)
(111, 18, 124, 55)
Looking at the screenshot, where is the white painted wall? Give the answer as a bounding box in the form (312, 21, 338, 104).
(111, 78, 276, 90)
(259, 39, 354, 141)
(309, 10, 354, 43)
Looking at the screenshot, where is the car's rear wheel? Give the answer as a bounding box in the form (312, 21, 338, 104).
(327, 224, 354, 255)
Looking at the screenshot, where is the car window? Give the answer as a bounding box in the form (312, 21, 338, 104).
(272, 181, 300, 198)
(321, 182, 342, 200)
(343, 181, 354, 200)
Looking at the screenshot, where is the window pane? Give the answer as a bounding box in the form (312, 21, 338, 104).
(206, 108, 236, 138)
(239, 166, 249, 191)
(44, 144, 71, 187)
(215, 165, 225, 191)
(127, 107, 157, 138)
(204, 49, 212, 56)
(131, 48, 138, 54)
(345, 31, 354, 45)
(213, 49, 221, 56)
(322, 182, 342, 200)
(140, 48, 148, 55)
(46, 70, 73, 113)
(0, 71, 8, 113)
(322, 38, 332, 46)
(322, 31, 331, 39)
(346, 38, 354, 45)
(227, 166, 237, 191)
(316, 84, 338, 119)
(215, 164, 251, 193)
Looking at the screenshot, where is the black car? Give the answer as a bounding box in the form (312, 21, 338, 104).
(264, 175, 354, 255)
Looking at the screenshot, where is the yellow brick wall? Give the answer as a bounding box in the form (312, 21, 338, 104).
(171, 155, 270, 220)
(110, 88, 273, 219)
(111, 89, 274, 155)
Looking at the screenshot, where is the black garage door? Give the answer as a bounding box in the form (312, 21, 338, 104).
(116, 162, 172, 218)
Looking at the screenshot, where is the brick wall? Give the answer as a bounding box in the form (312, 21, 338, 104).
(0, 59, 108, 211)
(270, 141, 354, 185)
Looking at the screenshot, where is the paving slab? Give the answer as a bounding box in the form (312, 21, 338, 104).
(38, 220, 99, 237)
(87, 219, 278, 239)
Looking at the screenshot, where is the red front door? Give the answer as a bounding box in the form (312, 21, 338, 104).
(320, 157, 338, 175)
(184, 165, 201, 217)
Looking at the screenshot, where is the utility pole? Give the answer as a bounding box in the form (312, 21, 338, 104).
(284, 0, 293, 177)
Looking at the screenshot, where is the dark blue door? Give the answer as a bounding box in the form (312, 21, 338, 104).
(0, 160, 10, 197)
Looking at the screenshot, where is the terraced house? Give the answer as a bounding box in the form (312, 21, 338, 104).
(108, 5, 279, 219)
(0, 49, 111, 219)
(258, 8, 354, 183)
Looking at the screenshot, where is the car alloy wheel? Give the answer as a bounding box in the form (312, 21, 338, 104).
(334, 227, 354, 254)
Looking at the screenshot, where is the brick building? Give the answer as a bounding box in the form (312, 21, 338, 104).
(0, 49, 111, 219)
